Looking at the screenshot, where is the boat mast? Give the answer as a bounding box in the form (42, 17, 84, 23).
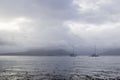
(72, 45, 74, 55)
(95, 44, 97, 55)
(70, 44, 74, 55)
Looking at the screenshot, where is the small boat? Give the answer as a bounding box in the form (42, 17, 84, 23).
(70, 53, 77, 57)
(91, 45, 99, 57)
(70, 45, 77, 57)
(91, 54, 99, 57)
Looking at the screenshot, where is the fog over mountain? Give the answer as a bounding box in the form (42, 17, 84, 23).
(100, 48, 120, 56)
(0, 0, 120, 55)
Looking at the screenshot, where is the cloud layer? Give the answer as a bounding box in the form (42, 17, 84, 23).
(0, 0, 120, 53)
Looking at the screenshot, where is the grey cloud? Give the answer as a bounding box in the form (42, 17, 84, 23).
(73, 0, 120, 24)
(0, 40, 10, 46)
(0, 0, 120, 54)
(0, 38, 15, 46)
(0, 0, 78, 21)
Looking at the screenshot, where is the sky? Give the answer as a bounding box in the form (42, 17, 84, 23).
(0, 0, 120, 53)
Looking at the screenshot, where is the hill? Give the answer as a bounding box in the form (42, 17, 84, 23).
(0, 49, 71, 56)
(101, 48, 120, 56)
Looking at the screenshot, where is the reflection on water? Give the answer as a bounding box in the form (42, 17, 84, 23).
(0, 56, 120, 80)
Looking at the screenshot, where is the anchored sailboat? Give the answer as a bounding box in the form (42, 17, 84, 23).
(70, 45, 77, 57)
(91, 45, 99, 57)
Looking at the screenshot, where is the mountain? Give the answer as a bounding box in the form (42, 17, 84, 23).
(0, 49, 71, 56)
(101, 48, 120, 55)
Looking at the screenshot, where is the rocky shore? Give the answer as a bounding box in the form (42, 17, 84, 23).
(0, 71, 120, 80)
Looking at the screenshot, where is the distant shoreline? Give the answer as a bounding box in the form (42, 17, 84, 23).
(0, 54, 120, 56)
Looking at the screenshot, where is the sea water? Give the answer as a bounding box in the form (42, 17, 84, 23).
(0, 56, 120, 80)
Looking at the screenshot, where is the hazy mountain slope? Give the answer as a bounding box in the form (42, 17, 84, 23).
(101, 48, 120, 55)
(0, 49, 71, 56)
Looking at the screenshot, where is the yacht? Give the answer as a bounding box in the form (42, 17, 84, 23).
(70, 46, 77, 57)
(91, 45, 99, 57)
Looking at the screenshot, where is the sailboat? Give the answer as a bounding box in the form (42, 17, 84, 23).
(91, 45, 99, 57)
(70, 45, 77, 57)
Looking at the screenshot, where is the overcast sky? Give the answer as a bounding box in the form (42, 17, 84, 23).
(0, 0, 120, 53)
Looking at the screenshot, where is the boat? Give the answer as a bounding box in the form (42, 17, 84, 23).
(70, 53, 77, 57)
(91, 54, 99, 57)
(91, 45, 99, 57)
(70, 45, 77, 57)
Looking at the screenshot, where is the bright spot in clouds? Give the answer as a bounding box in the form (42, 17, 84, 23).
(74, 0, 112, 11)
(0, 17, 31, 31)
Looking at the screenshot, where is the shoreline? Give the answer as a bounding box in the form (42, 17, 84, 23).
(0, 70, 119, 80)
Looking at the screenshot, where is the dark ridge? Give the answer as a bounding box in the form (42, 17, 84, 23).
(101, 48, 120, 56)
(0, 49, 72, 56)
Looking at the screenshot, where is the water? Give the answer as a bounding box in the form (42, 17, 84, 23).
(0, 56, 120, 80)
